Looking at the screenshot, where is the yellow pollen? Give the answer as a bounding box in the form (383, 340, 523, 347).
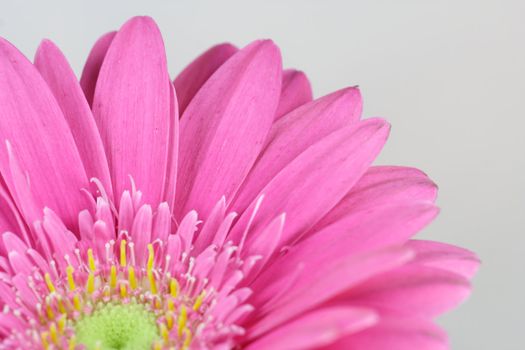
(44, 273, 56, 293)
(45, 303, 54, 320)
(87, 248, 96, 272)
(120, 239, 127, 267)
(148, 270, 157, 295)
(147, 244, 155, 272)
(66, 265, 76, 291)
(170, 278, 179, 298)
(73, 294, 82, 311)
(86, 271, 95, 294)
(177, 305, 187, 337)
(160, 323, 169, 342)
(166, 311, 174, 329)
(193, 290, 206, 311)
(110, 265, 117, 289)
(58, 315, 66, 332)
(128, 266, 137, 290)
(41, 331, 50, 350)
(182, 328, 192, 350)
(57, 297, 66, 314)
(167, 298, 175, 311)
(49, 322, 58, 343)
(153, 341, 162, 350)
(120, 282, 127, 298)
(68, 335, 76, 350)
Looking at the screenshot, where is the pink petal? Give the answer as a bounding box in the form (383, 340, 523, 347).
(0, 38, 90, 228)
(34, 40, 113, 198)
(245, 307, 377, 350)
(231, 118, 389, 248)
(92, 17, 171, 207)
(231, 87, 362, 212)
(175, 40, 282, 220)
(174, 43, 238, 114)
(337, 264, 472, 318)
(162, 83, 179, 209)
(247, 246, 413, 339)
(314, 165, 437, 231)
(407, 239, 480, 279)
(328, 318, 448, 350)
(80, 31, 116, 106)
(274, 69, 313, 119)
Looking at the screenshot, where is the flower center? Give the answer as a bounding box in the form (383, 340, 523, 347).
(74, 301, 158, 350)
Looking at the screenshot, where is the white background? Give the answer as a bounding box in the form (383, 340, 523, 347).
(1, 1, 523, 348)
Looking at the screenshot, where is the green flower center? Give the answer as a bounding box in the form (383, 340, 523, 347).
(74, 301, 159, 350)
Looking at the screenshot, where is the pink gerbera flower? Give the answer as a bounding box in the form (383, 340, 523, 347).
(0, 16, 478, 350)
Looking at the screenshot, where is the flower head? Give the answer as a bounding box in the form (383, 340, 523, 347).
(0, 16, 478, 350)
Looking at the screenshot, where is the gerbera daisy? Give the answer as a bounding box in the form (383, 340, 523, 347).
(0, 16, 478, 350)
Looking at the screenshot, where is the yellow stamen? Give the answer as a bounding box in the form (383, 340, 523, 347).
(120, 283, 127, 298)
(167, 298, 175, 311)
(73, 294, 82, 311)
(87, 248, 96, 272)
(128, 266, 137, 290)
(56, 296, 66, 314)
(177, 305, 187, 337)
(57, 315, 66, 332)
(147, 243, 155, 272)
(193, 290, 206, 311)
(159, 323, 169, 342)
(120, 240, 127, 267)
(41, 331, 50, 350)
(49, 322, 58, 343)
(44, 273, 56, 293)
(148, 270, 157, 295)
(66, 265, 76, 291)
(153, 341, 163, 350)
(110, 265, 117, 289)
(182, 328, 192, 350)
(166, 312, 174, 329)
(86, 271, 95, 294)
(170, 278, 179, 298)
(68, 335, 76, 350)
(45, 303, 54, 320)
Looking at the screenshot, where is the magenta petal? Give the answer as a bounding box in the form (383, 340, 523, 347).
(34, 40, 113, 198)
(245, 307, 377, 350)
(314, 165, 437, 230)
(232, 87, 362, 212)
(93, 17, 170, 207)
(162, 83, 179, 210)
(328, 318, 448, 350)
(247, 246, 412, 339)
(231, 118, 389, 247)
(274, 69, 313, 119)
(176, 40, 282, 220)
(0, 38, 89, 228)
(407, 239, 480, 279)
(340, 264, 472, 318)
(174, 43, 238, 114)
(80, 31, 116, 106)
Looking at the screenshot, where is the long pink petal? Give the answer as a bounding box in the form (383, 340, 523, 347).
(162, 83, 179, 209)
(34, 40, 113, 198)
(231, 87, 362, 212)
(246, 246, 413, 339)
(92, 17, 170, 207)
(314, 165, 437, 231)
(174, 43, 238, 114)
(245, 307, 377, 350)
(175, 40, 282, 220)
(407, 239, 480, 279)
(327, 318, 448, 350)
(80, 31, 116, 106)
(0, 38, 89, 228)
(274, 69, 313, 119)
(336, 264, 471, 318)
(230, 118, 389, 248)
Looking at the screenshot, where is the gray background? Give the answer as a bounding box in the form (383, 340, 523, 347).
(1, 1, 523, 349)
